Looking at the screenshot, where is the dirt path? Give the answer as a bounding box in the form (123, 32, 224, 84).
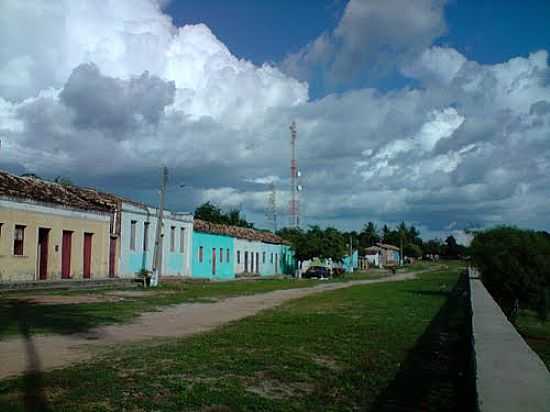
(0, 271, 418, 379)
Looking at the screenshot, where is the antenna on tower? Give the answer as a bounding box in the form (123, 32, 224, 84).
(288, 121, 302, 228)
(266, 181, 278, 232)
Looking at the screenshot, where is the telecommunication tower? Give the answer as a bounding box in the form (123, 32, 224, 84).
(266, 182, 278, 232)
(288, 121, 302, 227)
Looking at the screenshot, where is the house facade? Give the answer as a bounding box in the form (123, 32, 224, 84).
(0, 170, 293, 282)
(234, 239, 293, 276)
(0, 172, 115, 282)
(191, 230, 234, 279)
(118, 202, 193, 277)
(364, 243, 400, 267)
(192, 219, 293, 279)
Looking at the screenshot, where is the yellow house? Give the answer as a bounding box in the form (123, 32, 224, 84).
(0, 172, 116, 282)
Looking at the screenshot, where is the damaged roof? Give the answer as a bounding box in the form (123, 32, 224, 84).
(194, 219, 290, 245)
(0, 170, 118, 212)
(376, 243, 400, 251)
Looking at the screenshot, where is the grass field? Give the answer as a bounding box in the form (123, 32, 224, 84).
(0, 263, 472, 411)
(516, 310, 550, 369)
(0, 264, 432, 339)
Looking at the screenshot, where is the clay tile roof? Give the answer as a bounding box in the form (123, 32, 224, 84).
(365, 246, 382, 254)
(0, 170, 118, 212)
(376, 242, 400, 251)
(193, 219, 290, 245)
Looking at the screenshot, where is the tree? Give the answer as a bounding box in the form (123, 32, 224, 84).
(382, 225, 391, 243)
(359, 222, 379, 249)
(425, 239, 443, 255)
(278, 225, 348, 262)
(470, 226, 550, 321)
(194, 202, 254, 228)
(444, 235, 464, 258)
(404, 243, 422, 258)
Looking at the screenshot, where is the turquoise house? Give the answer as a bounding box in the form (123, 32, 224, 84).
(192, 219, 294, 279)
(342, 250, 359, 272)
(191, 230, 234, 279)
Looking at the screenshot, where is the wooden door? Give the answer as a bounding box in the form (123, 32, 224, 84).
(61, 231, 72, 279)
(212, 248, 216, 276)
(83, 233, 92, 279)
(256, 252, 260, 274)
(275, 253, 278, 273)
(244, 251, 248, 272)
(38, 228, 49, 280)
(109, 237, 116, 277)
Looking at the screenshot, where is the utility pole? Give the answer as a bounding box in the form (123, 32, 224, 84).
(151, 166, 168, 287)
(349, 234, 354, 273)
(400, 228, 404, 267)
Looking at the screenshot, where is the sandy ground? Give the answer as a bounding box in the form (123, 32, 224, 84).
(0, 272, 417, 379)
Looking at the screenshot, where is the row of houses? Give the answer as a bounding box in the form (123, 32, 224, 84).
(0, 171, 293, 282)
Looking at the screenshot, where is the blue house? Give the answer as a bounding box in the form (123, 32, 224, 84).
(118, 201, 193, 277)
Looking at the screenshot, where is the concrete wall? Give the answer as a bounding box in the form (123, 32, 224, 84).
(191, 231, 234, 279)
(469, 268, 550, 412)
(0, 197, 111, 281)
(119, 202, 192, 277)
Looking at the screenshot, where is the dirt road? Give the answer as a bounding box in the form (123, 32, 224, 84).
(0, 272, 417, 379)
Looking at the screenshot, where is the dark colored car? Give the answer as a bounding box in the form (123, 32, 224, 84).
(303, 266, 330, 279)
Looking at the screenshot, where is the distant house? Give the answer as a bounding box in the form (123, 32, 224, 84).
(365, 246, 383, 268)
(0, 171, 116, 282)
(364, 243, 400, 268)
(377, 243, 400, 266)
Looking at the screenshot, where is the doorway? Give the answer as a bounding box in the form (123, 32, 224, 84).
(37, 228, 49, 280)
(212, 248, 217, 276)
(61, 231, 72, 279)
(256, 252, 260, 274)
(83, 233, 92, 279)
(109, 237, 116, 277)
(244, 251, 248, 272)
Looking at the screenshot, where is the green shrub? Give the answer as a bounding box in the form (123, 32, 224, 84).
(470, 226, 550, 321)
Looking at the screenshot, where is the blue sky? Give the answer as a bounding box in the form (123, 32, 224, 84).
(1, 0, 550, 243)
(165, 0, 550, 97)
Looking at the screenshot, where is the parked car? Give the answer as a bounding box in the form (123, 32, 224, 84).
(303, 266, 330, 279)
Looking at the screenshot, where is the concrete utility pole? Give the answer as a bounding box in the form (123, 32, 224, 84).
(349, 234, 354, 273)
(151, 166, 168, 287)
(400, 229, 404, 266)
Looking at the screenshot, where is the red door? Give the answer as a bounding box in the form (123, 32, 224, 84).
(61, 231, 72, 279)
(109, 237, 116, 277)
(212, 248, 216, 276)
(38, 228, 49, 280)
(83, 233, 92, 279)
